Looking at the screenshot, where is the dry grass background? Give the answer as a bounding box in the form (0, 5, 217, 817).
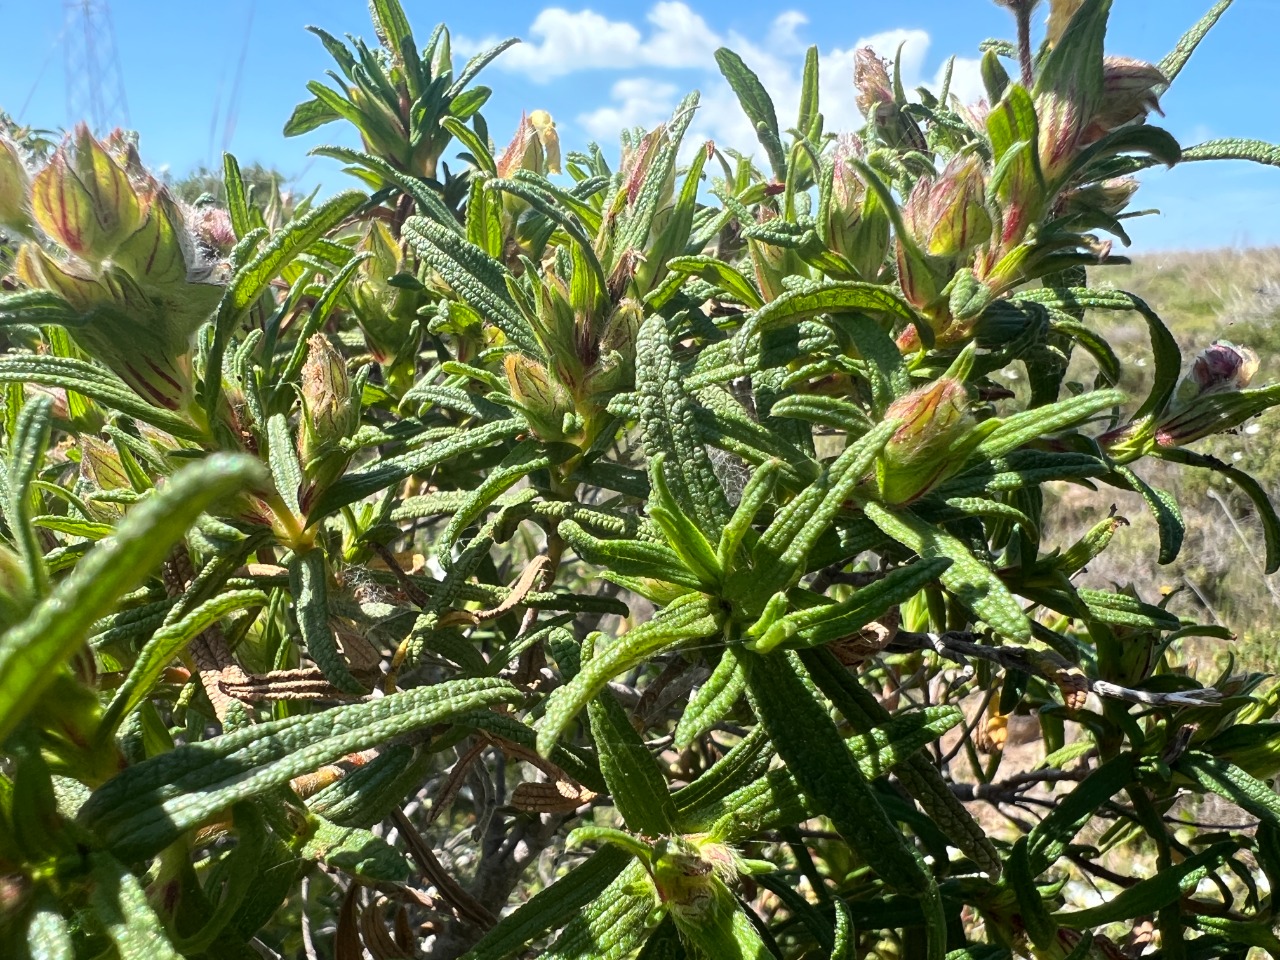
(1044, 247, 1280, 674)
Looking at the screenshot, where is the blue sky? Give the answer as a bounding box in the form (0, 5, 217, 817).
(3, 0, 1278, 251)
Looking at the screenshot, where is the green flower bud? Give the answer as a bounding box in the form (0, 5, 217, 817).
(298, 334, 359, 481)
(0, 135, 32, 236)
(112, 181, 192, 287)
(504, 354, 576, 442)
(30, 125, 141, 263)
(902, 155, 992, 258)
(875, 378, 978, 503)
(855, 47, 927, 153)
(827, 135, 891, 279)
(1060, 176, 1139, 220)
(78, 436, 133, 521)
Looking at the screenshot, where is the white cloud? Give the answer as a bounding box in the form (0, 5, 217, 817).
(459, 4, 990, 154)
(579, 78, 681, 140)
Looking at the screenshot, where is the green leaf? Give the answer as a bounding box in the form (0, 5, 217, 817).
(537, 595, 723, 754)
(976, 389, 1125, 460)
(715, 47, 787, 180)
(310, 417, 525, 519)
(1054, 841, 1235, 928)
(290, 547, 366, 695)
(460, 847, 632, 960)
(752, 558, 950, 654)
(7, 395, 53, 598)
(736, 281, 918, 352)
(674, 648, 746, 750)
(79, 677, 518, 860)
(541, 861, 655, 960)
(588, 690, 677, 836)
(1160, 446, 1280, 573)
(0, 454, 266, 745)
(743, 651, 942, 952)
(283, 96, 341, 137)
(88, 853, 184, 960)
(311, 145, 460, 228)
(666, 256, 763, 309)
(1106, 463, 1183, 564)
(98, 590, 267, 743)
(1176, 751, 1280, 828)
(750, 420, 897, 597)
(297, 816, 411, 882)
(636, 313, 731, 533)
(1158, 0, 1233, 84)
(649, 454, 723, 588)
(402, 215, 542, 358)
(1008, 839, 1057, 950)
(1025, 753, 1136, 875)
(1179, 137, 1280, 167)
(863, 501, 1031, 641)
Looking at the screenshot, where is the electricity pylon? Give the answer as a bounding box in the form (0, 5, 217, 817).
(63, 0, 130, 133)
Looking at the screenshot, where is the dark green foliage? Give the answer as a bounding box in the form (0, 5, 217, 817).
(1, 0, 1279, 956)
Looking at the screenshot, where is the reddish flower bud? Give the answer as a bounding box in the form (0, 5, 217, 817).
(902, 155, 992, 258)
(855, 47, 928, 153)
(875, 378, 979, 503)
(30, 125, 141, 263)
(1081, 57, 1166, 143)
(1183, 340, 1260, 400)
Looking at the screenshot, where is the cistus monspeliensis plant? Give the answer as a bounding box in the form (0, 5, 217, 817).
(2, 0, 1280, 956)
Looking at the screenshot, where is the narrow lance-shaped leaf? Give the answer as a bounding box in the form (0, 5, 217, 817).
(402, 215, 543, 357)
(537, 594, 724, 754)
(0, 454, 267, 744)
(98, 589, 268, 743)
(79, 677, 519, 860)
(863, 501, 1031, 641)
(743, 650, 945, 959)
(588, 689, 677, 837)
(715, 48, 787, 180)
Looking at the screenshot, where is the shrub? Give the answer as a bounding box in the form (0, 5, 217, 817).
(2, 0, 1280, 956)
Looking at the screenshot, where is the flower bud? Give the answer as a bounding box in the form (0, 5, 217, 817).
(527, 110, 561, 175)
(112, 182, 192, 287)
(875, 378, 978, 503)
(1154, 341, 1266, 448)
(587, 298, 644, 396)
(826, 135, 889, 277)
(30, 124, 141, 263)
(652, 842, 717, 921)
(496, 111, 559, 180)
(298, 334, 358, 475)
(1177, 340, 1260, 405)
(191, 205, 237, 258)
(1059, 176, 1139, 220)
(0, 135, 32, 235)
(78, 436, 132, 520)
(504, 354, 576, 442)
(902, 155, 992, 258)
(855, 48, 928, 153)
(1081, 57, 1166, 143)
